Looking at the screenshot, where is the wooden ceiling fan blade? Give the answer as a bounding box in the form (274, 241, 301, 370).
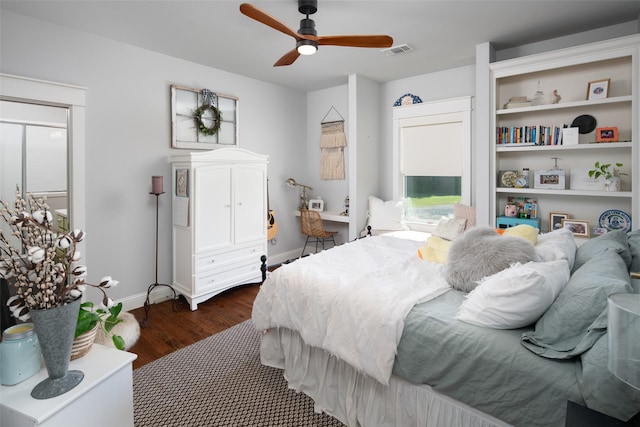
(274, 49, 301, 67)
(317, 34, 393, 48)
(239, 3, 301, 40)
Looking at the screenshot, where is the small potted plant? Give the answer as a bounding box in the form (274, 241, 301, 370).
(588, 161, 627, 191)
(72, 300, 125, 359)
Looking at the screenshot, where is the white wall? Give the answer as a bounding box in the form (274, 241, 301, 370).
(349, 75, 383, 239)
(305, 85, 350, 245)
(1, 10, 307, 309)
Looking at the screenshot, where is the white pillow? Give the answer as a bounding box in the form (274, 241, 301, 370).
(535, 227, 577, 270)
(456, 259, 570, 329)
(367, 196, 408, 231)
(432, 217, 466, 241)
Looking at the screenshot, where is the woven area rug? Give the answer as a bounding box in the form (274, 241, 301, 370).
(133, 320, 345, 427)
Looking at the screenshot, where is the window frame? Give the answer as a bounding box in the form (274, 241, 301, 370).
(392, 96, 472, 231)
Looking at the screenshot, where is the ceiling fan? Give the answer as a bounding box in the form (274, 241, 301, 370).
(239, 0, 393, 66)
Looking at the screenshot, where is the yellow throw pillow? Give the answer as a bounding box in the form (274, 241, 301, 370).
(418, 236, 453, 264)
(503, 224, 538, 246)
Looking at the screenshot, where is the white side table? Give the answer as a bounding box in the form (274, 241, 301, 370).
(1, 344, 137, 427)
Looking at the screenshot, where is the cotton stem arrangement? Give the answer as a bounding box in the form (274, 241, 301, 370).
(0, 193, 118, 321)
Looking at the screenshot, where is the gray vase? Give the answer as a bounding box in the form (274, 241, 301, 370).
(30, 297, 84, 399)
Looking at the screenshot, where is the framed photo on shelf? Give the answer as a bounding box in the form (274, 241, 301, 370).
(562, 219, 590, 238)
(534, 169, 566, 189)
(595, 127, 619, 142)
(549, 212, 569, 232)
(308, 199, 324, 212)
(586, 78, 610, 100)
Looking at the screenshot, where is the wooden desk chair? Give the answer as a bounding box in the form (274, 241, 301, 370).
(300, 208, 338, 257)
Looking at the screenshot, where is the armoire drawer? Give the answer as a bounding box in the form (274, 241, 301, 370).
(194, 243, 264, 272)
(194, 261, 262, 293)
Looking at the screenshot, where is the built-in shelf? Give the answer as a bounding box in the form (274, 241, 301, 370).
(490, 35, 638, 233)
(496, 188, 632, 198)
(496, 95, 632, 115)
(496, 141, 631, 152)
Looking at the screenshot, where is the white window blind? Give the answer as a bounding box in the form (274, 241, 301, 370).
(400, 112, 463, 176)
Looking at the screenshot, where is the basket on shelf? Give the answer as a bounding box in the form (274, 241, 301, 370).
(70, 324, 98, 360)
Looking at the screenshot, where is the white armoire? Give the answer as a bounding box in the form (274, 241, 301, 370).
(171, 148, 268, 310)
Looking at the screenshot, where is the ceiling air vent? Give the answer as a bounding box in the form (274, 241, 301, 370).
(381, 44, 414, 56)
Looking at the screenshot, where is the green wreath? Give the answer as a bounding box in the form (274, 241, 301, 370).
(194, 104, 221, 136)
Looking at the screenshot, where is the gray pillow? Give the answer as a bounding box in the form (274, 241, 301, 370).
(628, 229, 640, 273)
(445, 226, 537, 292)
(572, 230, 631, 274)
(521, 251, 632, 359)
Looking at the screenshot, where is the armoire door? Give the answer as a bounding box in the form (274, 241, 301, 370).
(194, 165, 232, 252)
(233, 165, 266, 244)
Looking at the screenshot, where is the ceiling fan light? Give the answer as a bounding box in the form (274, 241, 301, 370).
(297, 39, 317, 55)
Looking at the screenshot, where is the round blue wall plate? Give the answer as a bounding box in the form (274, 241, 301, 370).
(599, 209, 631, 232)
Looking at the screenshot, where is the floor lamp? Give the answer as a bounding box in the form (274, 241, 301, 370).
(140, 176, 181, 327)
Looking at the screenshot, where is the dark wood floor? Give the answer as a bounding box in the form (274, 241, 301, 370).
(127, 283, 261, 370)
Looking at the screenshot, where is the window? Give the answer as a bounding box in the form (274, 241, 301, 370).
(393, 97, 472, 230)
(171, 85, 238, 150)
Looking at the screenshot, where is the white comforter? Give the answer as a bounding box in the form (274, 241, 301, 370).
(252, 233, 450, 385)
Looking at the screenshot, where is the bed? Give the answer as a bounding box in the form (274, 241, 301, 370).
(252, 226, 640, 427)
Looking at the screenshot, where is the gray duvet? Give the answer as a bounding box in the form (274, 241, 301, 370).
(393, 289, 583, 427)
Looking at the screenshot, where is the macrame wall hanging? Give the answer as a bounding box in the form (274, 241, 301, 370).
(320, 106, 347, 180)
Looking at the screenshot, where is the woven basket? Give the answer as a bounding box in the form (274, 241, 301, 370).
(70, 324, 98, 360)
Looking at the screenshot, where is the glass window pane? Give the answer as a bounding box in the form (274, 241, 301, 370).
(218, 121, 236, 145)
(404, 176, 461, 221)
(218, 97, 236, 123)
(26, 126, 67, 193)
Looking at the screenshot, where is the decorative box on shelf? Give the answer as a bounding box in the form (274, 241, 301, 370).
(496, 216, 541, 230)
(569, 169, 606, 191)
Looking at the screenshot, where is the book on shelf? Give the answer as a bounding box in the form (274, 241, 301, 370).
(496, 124, 565, 145)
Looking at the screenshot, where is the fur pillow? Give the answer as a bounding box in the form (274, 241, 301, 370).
(445, 226, 537, 292)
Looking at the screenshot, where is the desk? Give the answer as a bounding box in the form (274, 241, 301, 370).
(1, 344, 137, 427)
(294, 210, 349, 223)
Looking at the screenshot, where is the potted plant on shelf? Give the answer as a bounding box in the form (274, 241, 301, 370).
(588, 161, 627, 192)
(0, 193, 120, 398)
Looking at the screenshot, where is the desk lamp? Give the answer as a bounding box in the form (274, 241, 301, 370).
(285, 178, 313, 210)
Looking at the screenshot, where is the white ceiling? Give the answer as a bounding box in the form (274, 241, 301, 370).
(2, 1, 640, 92)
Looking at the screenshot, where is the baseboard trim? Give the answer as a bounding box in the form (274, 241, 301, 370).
(118, 286, 175, 312)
